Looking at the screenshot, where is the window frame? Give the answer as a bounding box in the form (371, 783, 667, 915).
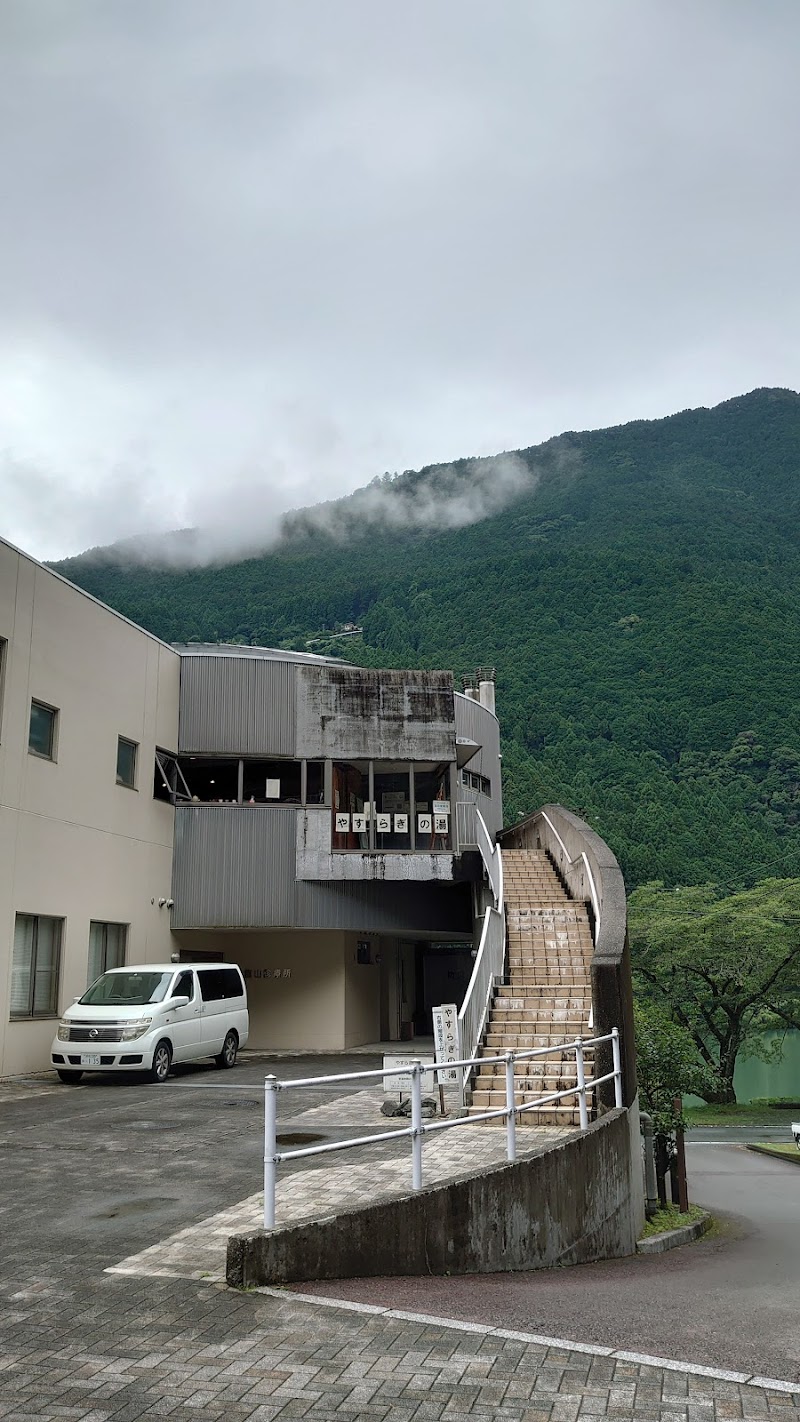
(116, 736, 138, 790)
(28, 699, 59, 761)
(10, 913, 63, 1019)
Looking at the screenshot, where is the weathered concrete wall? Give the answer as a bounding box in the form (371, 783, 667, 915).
(296, 666, 456, 761)
(499, 805, 637, 1110)
(227, 1107, 641, 1287)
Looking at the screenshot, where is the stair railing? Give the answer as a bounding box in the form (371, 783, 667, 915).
(262, 1029, 623, 1229)
(457, 809, 506, 1096)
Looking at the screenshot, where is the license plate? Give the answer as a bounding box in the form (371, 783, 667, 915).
(80, 1054, 102, 1067)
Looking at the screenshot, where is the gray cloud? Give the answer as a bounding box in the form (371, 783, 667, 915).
(1, 1, 799, 561)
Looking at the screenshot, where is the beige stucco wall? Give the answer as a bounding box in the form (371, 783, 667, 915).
(0, 541, 181, 1076)
(171, 928, 384, 1051)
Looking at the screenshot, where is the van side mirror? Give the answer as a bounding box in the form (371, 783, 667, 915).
(169, 995, 190, 1009)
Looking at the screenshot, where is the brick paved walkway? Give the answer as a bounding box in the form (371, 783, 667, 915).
(108, 1099, 572, 1282)
(2, 1273, 799, 1422)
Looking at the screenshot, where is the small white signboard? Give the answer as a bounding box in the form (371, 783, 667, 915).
(418, 813, 433, 834)
(352, 813, 367, 833)
(376, 813, 391, 833)
(394, 813, 409, 833)
(433, 800, 450, 815)
(335, 813, 351, 833)
(383, 1055, 436, 1094)
(432, 1003, 461, 1084)
(434, 814, 449, 834)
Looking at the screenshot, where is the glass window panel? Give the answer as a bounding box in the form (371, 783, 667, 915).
(332, 762, 369, 850)
(182, 757, 240, 802)
(414, 763, 452, 850)
(373, 765, 412, 851)
(116, 737, 137, 788)
(88, 922, 105, 986)
(305, 761, 324, 805)
(10, 915, 34, 1015)
(29, 701, 56, 758)
(105, 923, 127, 969)
(242, 759, 302, 804)
(32, 919, 60, 1015)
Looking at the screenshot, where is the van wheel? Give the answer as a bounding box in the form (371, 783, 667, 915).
(215, 1031, 238, 1069)
(57, 1069, 83, 1085)
(149, 1040, 172, 1083)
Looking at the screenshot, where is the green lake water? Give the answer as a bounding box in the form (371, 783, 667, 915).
(685, 1029, 800, 1104)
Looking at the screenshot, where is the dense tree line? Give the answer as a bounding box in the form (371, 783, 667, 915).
(55, 386, 800, 891)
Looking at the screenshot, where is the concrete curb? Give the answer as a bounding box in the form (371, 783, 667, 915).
(746, 1143, 800, 1166)
(636, 1210, 711, 1255)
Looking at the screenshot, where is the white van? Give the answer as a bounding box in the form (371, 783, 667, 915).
(50, 963, 249, 1084)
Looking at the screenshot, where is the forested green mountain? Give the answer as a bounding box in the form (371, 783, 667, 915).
(56, 387, 800, 890)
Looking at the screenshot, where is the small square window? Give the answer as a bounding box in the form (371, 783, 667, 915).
(29, 700, 57, 759)
(116, 737, 138, 788)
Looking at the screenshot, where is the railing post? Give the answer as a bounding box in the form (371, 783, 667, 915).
(411, 1062, 423, 1189)
(574, 1038, 589, 1131)
(504, 1052, 517, 1161)
(611, 1027, 623, 1108)
(264, 1075, 278, 1229)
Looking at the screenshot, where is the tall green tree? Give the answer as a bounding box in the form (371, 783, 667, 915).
(629, 878, 800, 1102)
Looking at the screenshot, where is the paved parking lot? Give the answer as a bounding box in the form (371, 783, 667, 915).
(2, 1056, 799, 1421)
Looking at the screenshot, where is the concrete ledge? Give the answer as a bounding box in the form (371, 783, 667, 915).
(637, 1211, 711, 1254)
(746, 1143, 800, 1166)
(227, 1108, 640, 1288)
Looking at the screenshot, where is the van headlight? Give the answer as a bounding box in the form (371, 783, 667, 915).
(57, 1020, 70, 1041)
(121, 1017, 153, 1041)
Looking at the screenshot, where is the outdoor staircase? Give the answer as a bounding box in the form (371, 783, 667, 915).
(470, 849, 595, 1125)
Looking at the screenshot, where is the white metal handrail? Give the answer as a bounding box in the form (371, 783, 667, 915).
(457, 905, 504, 1089)
(475, 807, 503, 910)
(262, 1028, 623, 1228)
(457, 807, 506, 1084)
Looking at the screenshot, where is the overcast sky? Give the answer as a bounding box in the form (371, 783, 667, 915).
(1, 1, 799, 562)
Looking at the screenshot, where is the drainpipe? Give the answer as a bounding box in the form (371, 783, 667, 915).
(640, 1111, 659, 1217)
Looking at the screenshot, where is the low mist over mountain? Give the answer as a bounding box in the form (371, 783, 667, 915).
(56, 388, 800, 889)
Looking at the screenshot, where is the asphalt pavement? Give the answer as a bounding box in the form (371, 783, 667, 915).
(301, 1139, 800, 1383)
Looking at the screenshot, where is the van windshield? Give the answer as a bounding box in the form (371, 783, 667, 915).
(80, 971, 173, 1007)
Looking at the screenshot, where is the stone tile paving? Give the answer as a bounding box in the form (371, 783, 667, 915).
(1, 1274, 798, 1422)
(108, 1119, 573, 1282)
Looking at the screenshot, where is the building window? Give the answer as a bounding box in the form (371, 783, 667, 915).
(116, 737, 138, 788)
(461, 769, 491, 796)
(29, 700, 58, 760)
(10, 914, 63, 1018)
(87, 921, 127, 986)
(332, 762, 452, 852)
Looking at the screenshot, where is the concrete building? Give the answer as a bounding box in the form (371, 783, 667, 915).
(0, 537, 501, 1075)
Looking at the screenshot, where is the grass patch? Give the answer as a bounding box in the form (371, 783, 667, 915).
(684, 1102, 799, 1127)
(639, 1203, 706, 1239)
(746, 1143, 800, 1164)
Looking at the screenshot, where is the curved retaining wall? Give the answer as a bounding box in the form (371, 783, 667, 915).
(227, 1108, 640, 1287)
(498, 805, 637, 1110)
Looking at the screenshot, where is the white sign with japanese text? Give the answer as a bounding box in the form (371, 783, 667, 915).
(432, 1003, 460, 1084)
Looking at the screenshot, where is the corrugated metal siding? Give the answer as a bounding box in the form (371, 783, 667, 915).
(457, 800, 478, 847)
(454, 694, 502, 834)
(295, 879, 473, 934)
(172, 807, 296, 927)
(179, 656, 296, 755)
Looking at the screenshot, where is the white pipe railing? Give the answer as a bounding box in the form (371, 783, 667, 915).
(457, 807, 506, 1085)
(457, 905, 504, 1090)
(475, 807, 503, 910)
(262, 1028, 622, 1229)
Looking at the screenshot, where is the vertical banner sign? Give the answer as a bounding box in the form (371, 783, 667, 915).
(432, 1003, 460, 1084)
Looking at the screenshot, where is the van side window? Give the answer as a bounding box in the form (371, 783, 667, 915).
(172, 971, 194, 999)
(198, 968, 242, 1001)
